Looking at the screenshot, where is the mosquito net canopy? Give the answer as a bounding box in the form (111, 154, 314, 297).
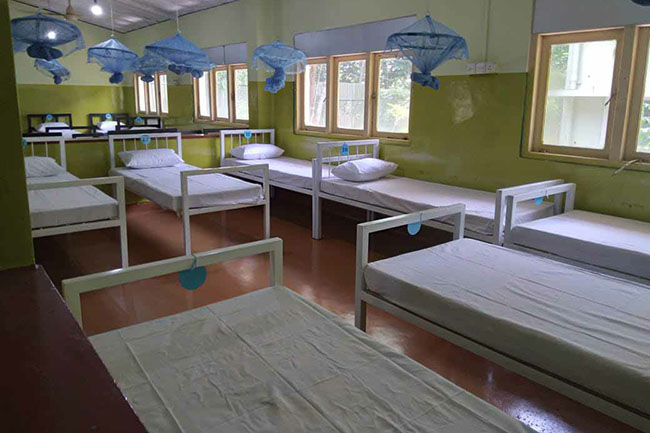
(34, 59, 70, 85)
(12, 13, 85, 61)
(252, 40, 306, 93)
(87, 37, 138, 84)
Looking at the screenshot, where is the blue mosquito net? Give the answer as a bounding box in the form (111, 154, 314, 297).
(132, 53, 169, 83)
(145, 33, 214, 79)
(386, 15, 469, 90)
(87, 37, 138, 84)
(11, 13, 85, 61)
(34, 59, 70, 84)
(252, 40, 306, 94)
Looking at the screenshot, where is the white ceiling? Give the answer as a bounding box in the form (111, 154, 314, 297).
(13, 0, 240, 33)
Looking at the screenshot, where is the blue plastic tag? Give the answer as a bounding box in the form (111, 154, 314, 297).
(534, 197, 544, 206)
(407, 214, 422, 236)
(244, 130, 253, 139)
(179, 266, 207, 291)
(140, 134, 151, 145)
(105, 113, 112, 120)
(341, 143, 350, 156)
(135, 116, 143, 123)
(22, 138, 27, 148)
(45, 114, 53, 121)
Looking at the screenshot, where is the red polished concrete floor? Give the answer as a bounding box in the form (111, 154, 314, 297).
(34, 191, 638, 433)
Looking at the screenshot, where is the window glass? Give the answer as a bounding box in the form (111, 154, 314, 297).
(376, 57, 411, 134)
(215, 69, 229, 119)
(636, 44, 650, 154)
(234, 68, 249, 121)
(159, 74, 168, 114)
(542, 40, 617, 150)
(197, 73, 211, 118)
(137, 77, 146, 113)
(147, 80, 157, 113)
(304, 63, 327, 128)
(336, 59, 366, 130)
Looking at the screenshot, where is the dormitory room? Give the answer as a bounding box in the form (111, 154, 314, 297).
(2, 0, 650, 431)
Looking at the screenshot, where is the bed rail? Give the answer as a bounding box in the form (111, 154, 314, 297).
(180, 164, 271, 254)
(108, 132, 183, 169)
(28, 176, 129, 269)
(503, 182, 576, 246)
(219, 129, 276, 165)
(355, 204, 466, 330)
(62, 237, 283, 327)
(312, 139, 381, 239)
(23, 135, 67, 170)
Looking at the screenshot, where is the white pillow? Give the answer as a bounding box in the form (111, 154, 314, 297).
(331, 158, 398, 182)
(96, 120, 124, 132)
(24, 156, 65, 178)
(118, 148, 184, 169)
(231, 144, 284, 160)
(37, 122, 69, 133)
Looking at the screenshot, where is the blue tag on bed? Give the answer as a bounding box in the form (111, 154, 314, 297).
(244, 130, 252, 139)
(105, 113, 112, 120)
(140, 134, 151, 145)
(179, 266, 207, 291)
(534, 197, 544, 206)
(407, 214, 422, 236)
(341, 143, 350, 156)
(45, 114, 53, 121)
(135, 116, 143, 123)
(22, 138, 27, 148)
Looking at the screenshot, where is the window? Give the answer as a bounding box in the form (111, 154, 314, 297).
(193, 64, 249, 124)
(134, 72, 168, 116)
(297, 52, 412, 139)
(530, 27, 650, 164)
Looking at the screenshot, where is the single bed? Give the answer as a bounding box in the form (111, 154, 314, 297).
(24, 136, 128, 268)
(62, 238, 533, 433)
(109, 132, 270, 254)
(503, 182, 650, 283)
(355, 206, 650, 431)
(26, 113, 94, 139)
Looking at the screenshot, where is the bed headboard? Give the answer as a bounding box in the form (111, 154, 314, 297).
(219, 129, 275, 166)
(26, 113, 73, 133)
(314, 139, 380, 178)
(108, 132, 183, 169)
(117, 116, 163, 130)
(88, 113, 130, 130)
(22, 135, 67, 170)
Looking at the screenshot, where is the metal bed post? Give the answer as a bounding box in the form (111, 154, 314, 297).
(311, 143, 323, 240)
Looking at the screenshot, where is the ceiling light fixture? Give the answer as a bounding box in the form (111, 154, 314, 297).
(46, 31, 57, 40)
(91, 0, 103, 16)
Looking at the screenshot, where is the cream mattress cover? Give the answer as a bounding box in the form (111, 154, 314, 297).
(91, 287, 533, 433)
(28, 172, 118, 229)
(510, 210, 650, 280)
(223, 156, 330, 190)
(364, 238, 650, 415)
(110, 164, 263, 213)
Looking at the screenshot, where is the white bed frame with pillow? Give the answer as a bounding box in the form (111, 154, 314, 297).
(355, 207, 650, 431)
(109, 132, 270, 254)
(24, 136, 129, 268)
(311, 139, 564, 243)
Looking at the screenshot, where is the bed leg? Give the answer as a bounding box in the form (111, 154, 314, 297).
(183, 212, 191, 255)
(312, 196, 322, 240)
(366, 210, 375, 221)
(355, 298, 367, 331)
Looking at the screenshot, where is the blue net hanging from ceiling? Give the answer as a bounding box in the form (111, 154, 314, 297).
(11, 13, 85, 61)
(386, 15, 469, 90)
(252, 40, 306, 94)
(34, 59, 70, 84)
(87, 37, 138, 84)
(132, 53, 169, 83)
(145, 33, 214, 79)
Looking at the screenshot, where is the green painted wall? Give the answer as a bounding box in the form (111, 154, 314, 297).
(0, 0, 33, 270)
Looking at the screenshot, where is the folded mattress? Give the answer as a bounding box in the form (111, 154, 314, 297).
(364, 238, 650, 415)
(28, 172, 118, 229)
(223, 156, 330, 190)
(90, 286, 533, 433)
(509, 210, 650, 280)
(110, 163, 263, 213)
(321, 176, 553, 237)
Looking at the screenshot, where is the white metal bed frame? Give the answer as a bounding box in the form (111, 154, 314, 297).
(311, 139, 565, 243)
(24, 136, 129, 268)
(504, 182, 650, 285)
(109, 132, 270, 255)
(355, 207, 650, 431)
(62, 237, 283, 328)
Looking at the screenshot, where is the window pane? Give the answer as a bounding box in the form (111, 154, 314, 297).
(198, 74, 211, 118)
(636, 45, 650, 154)
(159, 74, 168, 114)
(215, 69, 229, 119)
(376, 57, 411, 134)
(304, 63, 327, 127)
(543, 39, 616, 150)
(137, 77, 146, 113)
(234, 68, 249, 121)
(148, 80, 157, 113)
(337, 59, 366, 130)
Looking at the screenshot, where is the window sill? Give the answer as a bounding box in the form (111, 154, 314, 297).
(294, 129, 410, 147)
(522, 149, 650, 173)
(193, 119, 249, 128)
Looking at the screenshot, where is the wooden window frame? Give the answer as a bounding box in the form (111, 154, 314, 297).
(296, 57, 330, 133)
(212, 66, 230, 122)
(370, 52, 412, 140)
(193, 72, 214, 121)
(332, 53, 371, 136)
(134, 72, 167, 116)
(192, 64, 249, 125)
(230, 64, 250, 124)
(624, 26, 650, 162)
(157, 72, 169, 116)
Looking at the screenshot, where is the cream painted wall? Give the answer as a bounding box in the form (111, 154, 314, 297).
(8, 1, 125, 86)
